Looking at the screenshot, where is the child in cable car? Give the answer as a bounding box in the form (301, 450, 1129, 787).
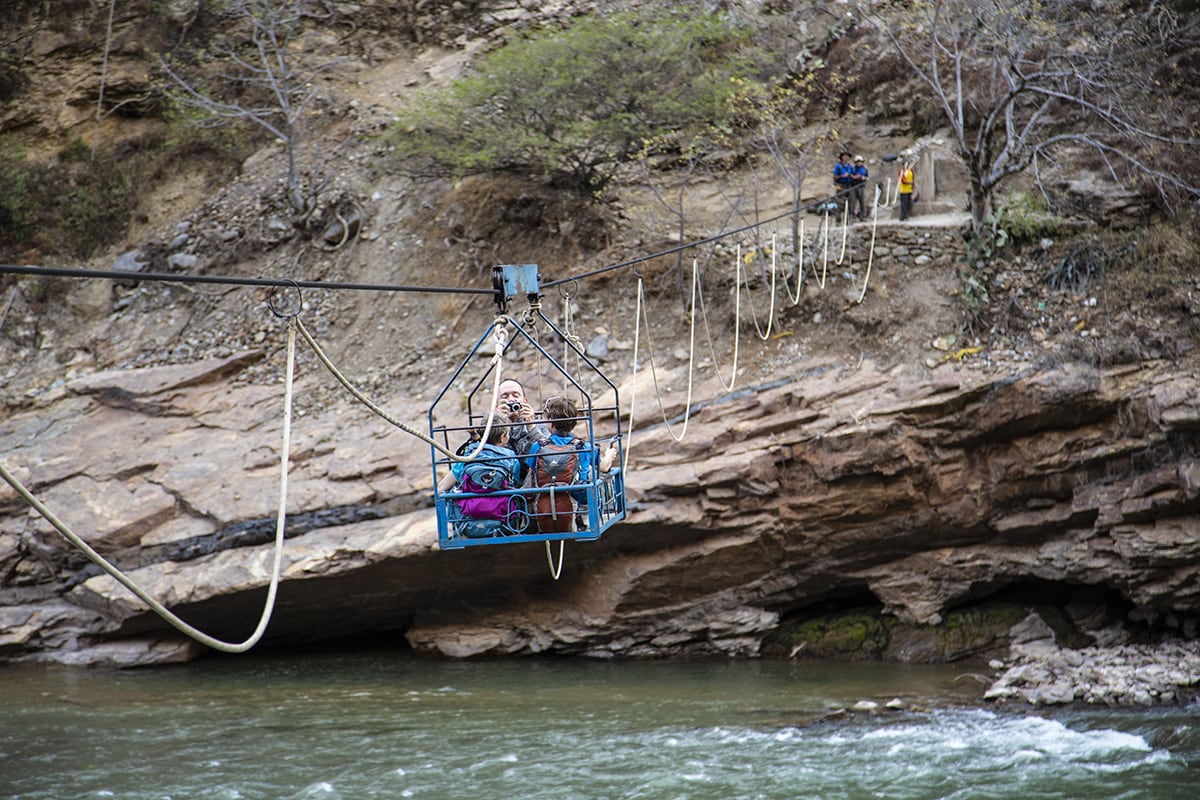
(438, 426, 523, 528)
(526, 397, 618, 532)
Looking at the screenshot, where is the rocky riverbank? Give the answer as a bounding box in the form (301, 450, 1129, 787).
(984, 613, 1200, 707)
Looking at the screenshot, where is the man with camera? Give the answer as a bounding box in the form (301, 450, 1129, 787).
(496, 379, 550, 464)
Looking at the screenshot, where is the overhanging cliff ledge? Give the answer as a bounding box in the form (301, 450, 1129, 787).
(3, 347, 1196, 668)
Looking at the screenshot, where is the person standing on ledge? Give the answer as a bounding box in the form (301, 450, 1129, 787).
(898, 157, 915, 221)
(851, 155, 869, 219)
(832, 151, 855, 213)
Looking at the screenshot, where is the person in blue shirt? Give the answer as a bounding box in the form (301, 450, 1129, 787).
(438, 425, 522, 523)
(850, 155, 869, 219)
(526, 397, 617, 482)
(832, 151, 855, 212)
(527, 396, 617, 531)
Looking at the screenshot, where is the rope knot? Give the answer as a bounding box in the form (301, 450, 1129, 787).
(492, 319, 510, 347)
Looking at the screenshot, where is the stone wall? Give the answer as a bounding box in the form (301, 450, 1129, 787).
(757, 218, 967, 275)
(864, 224, 965, 271)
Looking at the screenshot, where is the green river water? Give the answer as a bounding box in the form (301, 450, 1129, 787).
(2, 651, 1197, 799)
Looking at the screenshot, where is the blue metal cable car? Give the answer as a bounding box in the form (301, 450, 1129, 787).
(429, 265, 626, 549)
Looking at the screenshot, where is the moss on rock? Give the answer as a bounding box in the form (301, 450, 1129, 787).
(764, 602, 1033, 663)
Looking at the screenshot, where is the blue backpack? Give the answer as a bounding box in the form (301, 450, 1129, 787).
(462, 455, 510, 492)
(451, 443, 525, 536)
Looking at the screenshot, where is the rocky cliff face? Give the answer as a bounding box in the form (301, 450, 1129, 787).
(3, 1, 1199, 714)
(3, 307, 1197, 669)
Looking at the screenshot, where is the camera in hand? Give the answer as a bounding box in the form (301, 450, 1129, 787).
(506, 401, 523, 414)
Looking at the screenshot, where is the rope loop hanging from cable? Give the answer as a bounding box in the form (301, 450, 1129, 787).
(0, 319, 301, 653)
(546, 540, 565, 580)
(856, 184, 884, 304)
(635, 259, 698, 443)
(267, 280, 303, 319)
(736, 243, 778, 342)
(695, 248, 740, 393)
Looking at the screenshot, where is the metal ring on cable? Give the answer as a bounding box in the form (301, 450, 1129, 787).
(268, 280, 303, 319)
(557, 279, 579, 301)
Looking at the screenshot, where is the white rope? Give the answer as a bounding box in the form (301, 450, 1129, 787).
(783, 223, 805, 305)
(696, 251, 741, 392)
(622, 276, 646, 474)
(639, 259, 699, 442)
(817, 213, 830, 289)
(856, 185, 884, 304)
(878, 177, 893, 208)
(836, 200, 850, 266)
(620, 268, 697, 453)
(0, 322, 302, 653)
(560, 289, 579, 397)
(760, 240, 778, 339)
(526, 300, 548, 410)
(455, 321, 511, 461)
(545, 540, 565, 580)
(736, 243, 778, 341)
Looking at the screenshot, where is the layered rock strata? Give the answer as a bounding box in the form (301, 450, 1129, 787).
(3, 343, 1198, 689)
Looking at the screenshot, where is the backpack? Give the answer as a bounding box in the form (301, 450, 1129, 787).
(456, 517, 505, 539)
(532, 438, 583, 533)
(455, 444, 521, 525)
(461, 457, 509, 492)
(457, 476, 514, 522)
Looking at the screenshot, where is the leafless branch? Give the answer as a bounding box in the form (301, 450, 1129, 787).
(863, 0, 1200, 235)
(159, 0, 347, 216)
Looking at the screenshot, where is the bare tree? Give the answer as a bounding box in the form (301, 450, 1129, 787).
(864, 0, 1199, 236)
(633, 147, 709, 305)
(160, 0, 341, 219)
(758, 102, 835, 276)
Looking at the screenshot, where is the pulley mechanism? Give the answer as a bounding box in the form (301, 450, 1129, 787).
(492, 263, 542, 316)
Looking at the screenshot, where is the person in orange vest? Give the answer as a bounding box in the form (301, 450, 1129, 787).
(898, 157, 915, 221)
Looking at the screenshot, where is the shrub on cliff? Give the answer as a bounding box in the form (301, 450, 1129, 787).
(57, 139, 135, 258)
(388, 8, 764, 198)
(0, 139, 34, 247)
